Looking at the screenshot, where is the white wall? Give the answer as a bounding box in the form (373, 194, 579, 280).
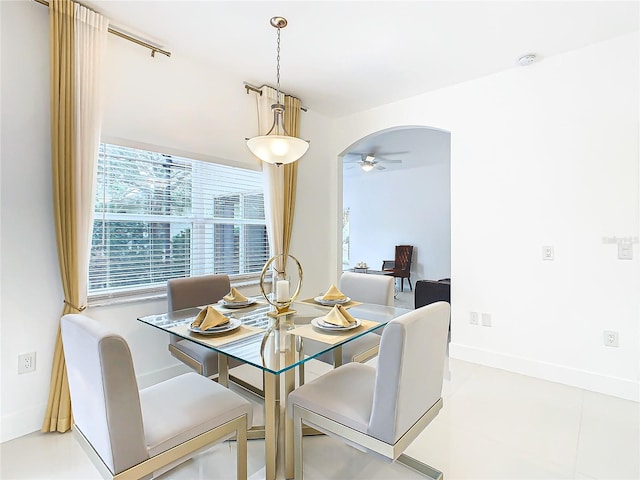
(1, 0, 62, 442)
(333, 32, 640, 401)
(0, 1, 336, 441)
(344, 147, 451, 281)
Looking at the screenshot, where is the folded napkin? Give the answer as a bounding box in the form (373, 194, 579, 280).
(323, 304, 357, 327)
(191, 305, 229, 330)
(322, 284, 346, 301)
(223, 287, 248, 303)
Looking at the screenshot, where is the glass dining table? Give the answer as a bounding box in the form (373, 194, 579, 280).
(137, 298, 412, 479)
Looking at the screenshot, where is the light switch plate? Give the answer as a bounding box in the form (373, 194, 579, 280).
(542, 246, 554, 261)
(618, 243, 633, 260)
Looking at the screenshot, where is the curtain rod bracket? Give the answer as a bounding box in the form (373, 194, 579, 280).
(245, 84, 263, 96)
(34, 0, 171, 58)
(243, 83, 308, 112)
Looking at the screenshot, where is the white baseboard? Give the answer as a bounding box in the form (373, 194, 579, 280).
(1, 363, 190, 444)
(1, 405, 46, 443)
(449, 343, 640, 402)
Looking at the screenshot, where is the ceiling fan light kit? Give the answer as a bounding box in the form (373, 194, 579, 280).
(246, 17, 310, 166)
(361, 161, 375, 172)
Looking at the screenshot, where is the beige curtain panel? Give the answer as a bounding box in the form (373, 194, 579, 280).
(282, 95, 301, 258)
(42, 0, 107, 434)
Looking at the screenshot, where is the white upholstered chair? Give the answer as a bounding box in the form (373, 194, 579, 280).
(289, 302, 450, 479)
(305, 271, 395, 366)
(61, 313, 253, 480)
(166, 274, 231, 377)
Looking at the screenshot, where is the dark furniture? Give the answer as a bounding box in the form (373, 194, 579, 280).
(382, 245, 414, 292)
(414, 278, 450, 309)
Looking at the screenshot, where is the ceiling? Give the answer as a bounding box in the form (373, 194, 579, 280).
(342, 127, 450, 176)
(79, 1, 637, 175)
(83, 1, 638, 119)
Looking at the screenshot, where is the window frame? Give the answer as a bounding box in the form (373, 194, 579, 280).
(87, 141, 269, 305)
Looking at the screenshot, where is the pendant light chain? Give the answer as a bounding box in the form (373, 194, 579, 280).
(276, 25, 281, 103)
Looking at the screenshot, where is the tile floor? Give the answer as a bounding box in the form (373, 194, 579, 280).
(2, 357, 638, 480)
(1, 291, 638, 479)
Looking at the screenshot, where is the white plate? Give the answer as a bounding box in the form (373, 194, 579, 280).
(313, 296, 351, 306)
(311, 317, 361, 331)
(189, 317, 241, 335)
(219, 299, 257, 309)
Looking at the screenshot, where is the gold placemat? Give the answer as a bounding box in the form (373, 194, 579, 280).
(289, 319, 380, 345)
(170, 324, 265, 347)
(299, 297, 363, 309)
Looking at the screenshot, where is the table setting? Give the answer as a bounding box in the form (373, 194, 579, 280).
(218, 287, 259, 309)
(166, 287, 269, 346)
(300, 284, 363, 309)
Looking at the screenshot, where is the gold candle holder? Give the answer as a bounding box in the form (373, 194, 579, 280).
(259, 253, 303, 318)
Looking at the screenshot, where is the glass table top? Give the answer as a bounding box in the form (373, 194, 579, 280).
(138, 299, 411, 375)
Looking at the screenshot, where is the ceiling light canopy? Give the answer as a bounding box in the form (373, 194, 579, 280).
(246, 17, 309, 166)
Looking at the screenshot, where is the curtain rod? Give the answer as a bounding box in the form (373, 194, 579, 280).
(244, 83, 308, 112)
(34, 0, 171, 58)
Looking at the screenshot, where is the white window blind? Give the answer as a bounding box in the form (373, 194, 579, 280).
(89, 143, 269, 295)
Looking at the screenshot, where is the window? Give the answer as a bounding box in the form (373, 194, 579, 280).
(89, 143, 269, 295)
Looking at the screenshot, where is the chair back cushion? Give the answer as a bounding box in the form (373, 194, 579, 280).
(61, 314, 149, 474)
(167, 274, 231, 347)
(167, 274, 231, 311)
(394, 245, 413, 272)
(339, 271, 395, 306)
(368, 301, 450, 444)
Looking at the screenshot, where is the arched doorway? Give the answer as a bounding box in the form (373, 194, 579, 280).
(340, 125, 451, 301)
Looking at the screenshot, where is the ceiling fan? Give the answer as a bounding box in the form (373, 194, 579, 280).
(344, 152, 406, 172)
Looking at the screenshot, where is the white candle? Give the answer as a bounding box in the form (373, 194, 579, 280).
(276, 279, 290, 302)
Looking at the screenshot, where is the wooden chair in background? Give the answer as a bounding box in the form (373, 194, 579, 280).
(382, 245, 414, 292)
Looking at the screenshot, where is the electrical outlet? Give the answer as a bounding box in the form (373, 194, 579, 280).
(481, 313, 492, 327)
(18, 352, 36, 374)
(542, 245, 554, 260)
(603, 331, 619, 347)
(469, 312, 479, 325)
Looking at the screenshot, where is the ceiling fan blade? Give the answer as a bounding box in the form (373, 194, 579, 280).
(374, 164, 386, 170)
(377, 158, 403, 164)
(371, 150, 410, 157)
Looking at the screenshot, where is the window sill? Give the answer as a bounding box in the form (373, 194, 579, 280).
(87, 274, 266, 308)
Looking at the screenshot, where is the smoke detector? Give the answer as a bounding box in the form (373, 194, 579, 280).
(518, 54, 537, 66)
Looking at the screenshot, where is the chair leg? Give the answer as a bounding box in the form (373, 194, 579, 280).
(408, 277, 413, 291)
(396, 453, 443, 480)
(294, 409, 304, 479)
(237, 417, 248, 480)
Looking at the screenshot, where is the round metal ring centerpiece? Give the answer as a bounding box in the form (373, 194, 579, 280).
(259, 253, 303, 317)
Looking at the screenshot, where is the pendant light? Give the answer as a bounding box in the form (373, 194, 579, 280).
(246, 17, 309, 166)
